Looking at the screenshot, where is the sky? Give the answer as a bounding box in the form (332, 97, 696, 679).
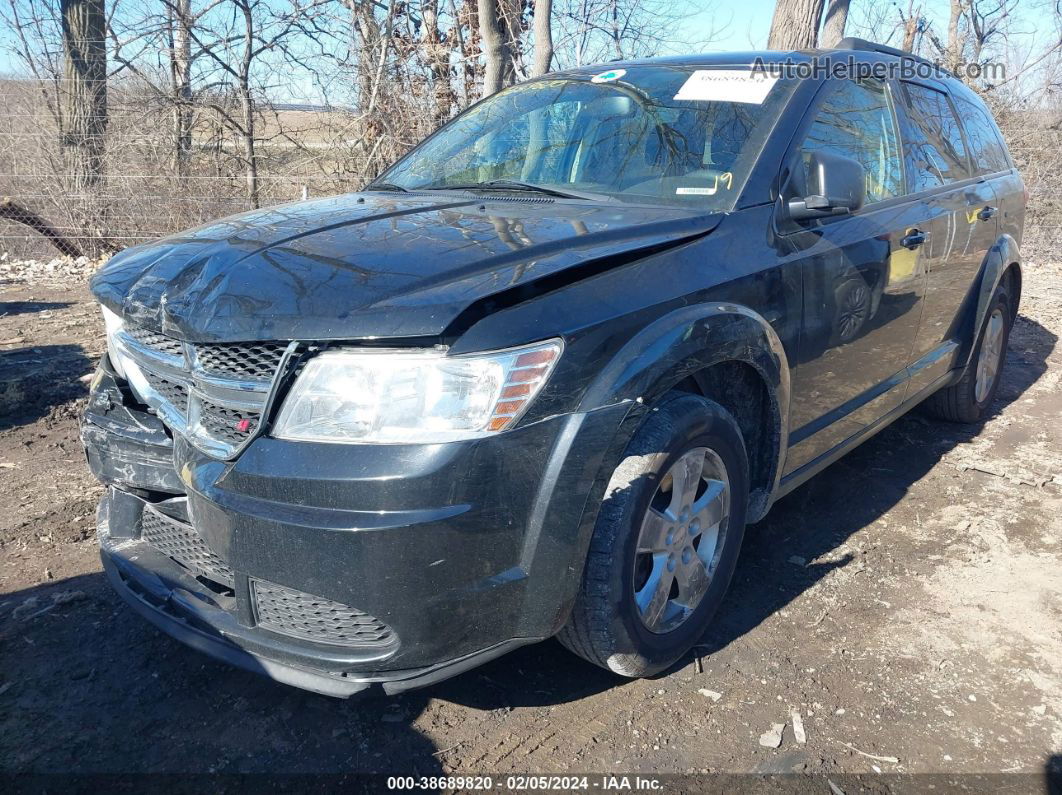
(682, 0, 1053, 59)
(0, 0, 1055, 99)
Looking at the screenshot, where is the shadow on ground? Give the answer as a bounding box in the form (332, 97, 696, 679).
(0, 344, 91, 430)
(0, 317, 1055, 773)
(0, 300, 72, 317)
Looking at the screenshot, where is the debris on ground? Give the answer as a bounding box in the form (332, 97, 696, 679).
(843, 743, 899, 764)
(759, 723, 785, 749)
(791, 709, 806, 744)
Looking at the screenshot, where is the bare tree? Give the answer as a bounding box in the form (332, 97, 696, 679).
(767, 0, 825, 50)
(552, 0, 698, 66)
(167, 0, 193, 174)
(421, 0, 457, 122)
(820, 0, 849, 47)
(900, 0, 924, 52)
(0, 0, 732, 259)
(532, 0, 554, 76)
(479, 0, 514, 94)
(60, 0, 108, 192)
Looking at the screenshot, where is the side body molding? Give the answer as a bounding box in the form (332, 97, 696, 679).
(578, 302, 792, 520)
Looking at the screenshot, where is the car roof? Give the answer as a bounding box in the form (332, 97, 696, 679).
(558, 42, 956, 84)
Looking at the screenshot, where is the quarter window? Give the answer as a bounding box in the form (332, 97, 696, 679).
(900, 83, 970, 189)
(953, 96, 1011, 175)
(799, 79, 904, 205)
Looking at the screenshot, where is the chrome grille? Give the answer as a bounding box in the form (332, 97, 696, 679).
(114, 322, 288, 458)
(252, 579, 395, 647)
(144, 372, 189, 415)
(198, 399, 260, 445)
(125, 325, 184, 357)
(141, 507, 235, 588)
(197, 342, 287, 380)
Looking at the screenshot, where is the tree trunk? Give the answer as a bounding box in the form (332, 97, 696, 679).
(532, 0, 554, 76)
(170, 0, 193, 175)
(422, 0, 454, 125)
(60, 0, 107, 193)
(946, 0, 964, 71)
(0, 198, 83, 258)
(237, 0, 258, 208)
(820, 0, 850, 47)
(478, 0, 511, 96)
(902, 1, 921, 52)
(767, 0, 826, 50)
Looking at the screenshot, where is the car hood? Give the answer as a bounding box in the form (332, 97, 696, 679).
(91, 192, 721, 341)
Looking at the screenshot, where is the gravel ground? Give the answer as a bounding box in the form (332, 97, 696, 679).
(1, 256, 1060, 782)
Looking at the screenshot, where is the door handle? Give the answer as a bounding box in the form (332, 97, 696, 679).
(901, 229, 927, 249)
(977, 205, 998, 221)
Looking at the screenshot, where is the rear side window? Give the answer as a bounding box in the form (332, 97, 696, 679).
(953, 95, 1011, 175)
(799, 78, 904, 204)
(900, 82, 969, 190)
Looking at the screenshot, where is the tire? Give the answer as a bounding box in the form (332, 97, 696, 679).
(924, 286, 1011, 423)
(558, 392, 749, 677)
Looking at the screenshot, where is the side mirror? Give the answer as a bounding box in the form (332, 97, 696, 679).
(787, 151, 866, 221)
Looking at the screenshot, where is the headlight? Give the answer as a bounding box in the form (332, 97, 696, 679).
(100, 305, 127, 378)
(273, 339, 562, 444)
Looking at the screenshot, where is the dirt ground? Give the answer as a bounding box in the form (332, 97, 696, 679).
(1, 256, 1060, 783)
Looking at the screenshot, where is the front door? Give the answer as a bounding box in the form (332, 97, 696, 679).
(779, 77, 931, 475)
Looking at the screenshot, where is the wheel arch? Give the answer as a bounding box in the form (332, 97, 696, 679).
(955, 233, 1022, 369)
(578, 303, 790, 523)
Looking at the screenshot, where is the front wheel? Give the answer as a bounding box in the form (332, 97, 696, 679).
(558, 392, 749, 677)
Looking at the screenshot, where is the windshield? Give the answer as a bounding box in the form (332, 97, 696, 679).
(379, 66, 795, 209)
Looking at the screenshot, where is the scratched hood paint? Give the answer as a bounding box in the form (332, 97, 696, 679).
(91, 192, 720, 341)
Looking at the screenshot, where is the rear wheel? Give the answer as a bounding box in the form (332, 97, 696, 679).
(924, 286, 1011, 423)
(558, 392, 748, 677)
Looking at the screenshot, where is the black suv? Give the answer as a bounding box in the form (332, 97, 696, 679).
(82, 39, 1024, 696)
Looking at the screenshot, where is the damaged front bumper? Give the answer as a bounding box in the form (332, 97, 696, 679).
(98, 488, 531, 697)
(81, 359, 626, 696)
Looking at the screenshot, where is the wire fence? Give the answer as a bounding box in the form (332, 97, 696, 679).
(2, 77, 1062, 263)
(0, 77, 402, 259)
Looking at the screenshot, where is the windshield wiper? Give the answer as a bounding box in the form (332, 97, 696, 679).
(419, 179, 609, 201)
(364, 181, 410, 193)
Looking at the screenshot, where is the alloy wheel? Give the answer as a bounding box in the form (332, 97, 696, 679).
(975, 308, 1006, 403)
(632, 446, 730, 634)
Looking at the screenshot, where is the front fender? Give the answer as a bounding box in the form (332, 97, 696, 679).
(578, 302, 791, 504)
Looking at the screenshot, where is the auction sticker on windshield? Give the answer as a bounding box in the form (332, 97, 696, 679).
(674, 69, 778, 103)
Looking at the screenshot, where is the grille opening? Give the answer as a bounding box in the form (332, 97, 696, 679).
(140, 507, 235, 589)
(126, 326, 184, 357)
(251, 579, 396, 648)
(196, 341, 288, 380)
(197, 400, 261, 445)
(143, 372, 189, 413)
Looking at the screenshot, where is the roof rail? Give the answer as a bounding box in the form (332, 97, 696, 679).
(835, 36, 951, 76)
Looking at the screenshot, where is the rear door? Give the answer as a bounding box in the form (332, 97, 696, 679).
(895, 80, 997, 393)
(951, 92, 1025, 246)
(779, 77, 932, 475)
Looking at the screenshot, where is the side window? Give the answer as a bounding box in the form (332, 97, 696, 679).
(900, 82, 969, 190)
(953, 96, 1011, 175)
(799, 78, 904, 205)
